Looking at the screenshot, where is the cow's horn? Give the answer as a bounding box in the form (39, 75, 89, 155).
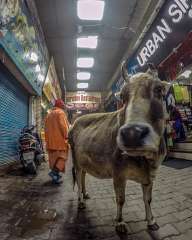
(121, 60, 130, 82)
(147, 63, 158, 78)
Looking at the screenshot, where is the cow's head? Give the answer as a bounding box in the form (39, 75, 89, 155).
(117, 62, 170, 159)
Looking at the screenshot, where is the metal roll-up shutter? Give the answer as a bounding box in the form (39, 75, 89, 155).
(0, 62, 29, 166)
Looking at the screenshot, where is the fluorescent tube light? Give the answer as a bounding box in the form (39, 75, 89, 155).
(77, 57, 94, 68)
(35, 65, 41, 72)
(77, 36, 98, 49)
(30, 52, 38, 62)
(77, 72, 91, 80)
(77, 83, 89, 89)
(77, 0, 105, 20)
(38, 74, 44, 82)
(181, 70, 192, 78)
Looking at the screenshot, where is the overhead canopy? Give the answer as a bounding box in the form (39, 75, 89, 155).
(35, 0, 160, 92)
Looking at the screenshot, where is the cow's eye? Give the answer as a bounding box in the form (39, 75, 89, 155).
(154, 86, 163, 99)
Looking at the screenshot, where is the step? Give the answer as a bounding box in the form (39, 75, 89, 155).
(170, 148, 192, 153)
(182, 139, 192, 143)
(168, 151, 192, 161)
(174, 142, 192, 151)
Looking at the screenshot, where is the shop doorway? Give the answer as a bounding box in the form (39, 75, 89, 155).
(0, 62, 29, 166)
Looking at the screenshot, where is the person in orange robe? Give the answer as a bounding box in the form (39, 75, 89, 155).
(45, 99, 69, 184)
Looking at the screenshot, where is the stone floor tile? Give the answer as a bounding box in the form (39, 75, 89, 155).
(173, 209, 192, 221)
(131, 230, 152, 240)
(0, 162, 191, 240)
(148, 224, 179, 239)
(173, 218, 192, 233)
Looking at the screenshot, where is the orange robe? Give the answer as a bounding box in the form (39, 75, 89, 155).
(45, 107, 69, 172)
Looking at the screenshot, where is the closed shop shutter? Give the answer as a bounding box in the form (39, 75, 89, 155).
(0, 63, 29, 166)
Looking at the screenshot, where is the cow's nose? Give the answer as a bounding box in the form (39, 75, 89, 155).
(120, 125, 149, 147)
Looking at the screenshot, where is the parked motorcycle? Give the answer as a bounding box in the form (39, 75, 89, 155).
(18, 125, 44, 174)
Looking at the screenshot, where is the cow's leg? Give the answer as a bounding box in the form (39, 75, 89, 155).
(81, 171, 90, 199)
(76, 169, 86, 209)
(142, 183, 159, 231)
(113, 177, 127, 233)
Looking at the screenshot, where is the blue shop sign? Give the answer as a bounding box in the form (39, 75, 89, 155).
(127, 0, 192, 74)
(112, 76, 125, 93)
(0, 0, 49, 95)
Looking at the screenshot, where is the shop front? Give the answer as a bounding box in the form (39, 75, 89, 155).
(0, 60, 30, 166)
(127, 0, 192, 73)
(0, 0, 49, 166)
(159, 32, 192, 159)
(126, 0, 192, 160)
(42, 57, 62, 118)
(66, 92, 101, 123)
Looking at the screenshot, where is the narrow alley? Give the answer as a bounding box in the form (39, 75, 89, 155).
(1, 1, 192, 239)
(0, 160, 192, 240)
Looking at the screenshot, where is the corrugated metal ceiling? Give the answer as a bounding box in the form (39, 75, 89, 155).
(35, 0, 159, 92)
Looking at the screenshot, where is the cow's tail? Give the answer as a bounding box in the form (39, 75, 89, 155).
(68, 129, 77, 190)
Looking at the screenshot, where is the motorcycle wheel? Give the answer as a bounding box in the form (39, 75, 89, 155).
(27, 162, 37, 175)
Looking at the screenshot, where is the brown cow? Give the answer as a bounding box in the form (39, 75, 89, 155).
(68, 62, 169, 233)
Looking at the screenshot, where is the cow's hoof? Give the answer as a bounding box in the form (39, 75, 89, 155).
(78, 202, 86, 210)
(83, 192, 90, 200)
(148, 222, 160, 231)
(115, 221, 127, 233)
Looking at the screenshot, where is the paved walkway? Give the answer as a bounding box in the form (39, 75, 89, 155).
(0, 159, 192, 240)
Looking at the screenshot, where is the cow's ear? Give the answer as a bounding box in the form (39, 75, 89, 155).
(161, 81, 172, 96)
(120, 84, 129, 103)
(121, 61, 130, 82)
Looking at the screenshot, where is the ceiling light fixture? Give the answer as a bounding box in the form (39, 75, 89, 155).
(77, 72, 91, 80)
(30, 52, 38, 62)
(35, 65, 41, 72)
(38, 74, 44, 82)
(77, 91, 86, 94)
(180, 70, 192, 78)
(77, 83, 89, 89)
(77, 57, 94, 68)
(77, 36, 98, 49)
(77, 0, 105, 21)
